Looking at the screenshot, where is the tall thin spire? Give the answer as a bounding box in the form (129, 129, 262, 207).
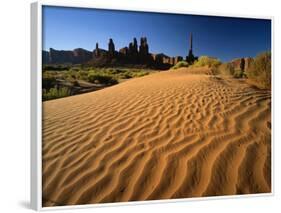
(95, 42, 99, 57)
(190, 33, 193, 52)
(186, 33, 196, 64)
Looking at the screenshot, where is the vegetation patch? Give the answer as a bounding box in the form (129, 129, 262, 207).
(87, 71, 118, 85)
(193, 56, 221, 68)
(172, 61, 189, 69)
(245, 51, 271, 89)
(42, 67, 153, 101)
(217, 63, 235, 76)
(212, 52, 271, 89)
(43, 87, 71, 101)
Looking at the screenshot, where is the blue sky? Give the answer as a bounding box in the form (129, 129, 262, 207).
(42, 6, 271, 62)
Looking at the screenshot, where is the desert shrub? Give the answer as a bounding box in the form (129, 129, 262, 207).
(61, 70, 87, 81)
(193, 56, 222, 68)
(42, 72, 57, 90)
(43, 87, 70, 101)
(217, 63, 246, 79)
(95, 68, 150, 79)
(172, 61, 189, 69)
(246, 51, 271, 89)
(106, 68, 124, 75)
(121, 71, 133, 79)
(131, 71, 149, 78)
(108, 69, 132, 79)
(87, 71, 118, 85)
(218, 63, 245, 78)
(120, 69, 149, 78)
(66, 70, 80, 80)
(77, 70, 89, 80)
(233, 70, 245, 78)
(193, 56, 222, 75)
(217, 63, 235, 76)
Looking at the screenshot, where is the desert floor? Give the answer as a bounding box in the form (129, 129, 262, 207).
(42, 67, 271, 206)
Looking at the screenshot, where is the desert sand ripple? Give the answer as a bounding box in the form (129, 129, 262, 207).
(42, 68, 271, 206)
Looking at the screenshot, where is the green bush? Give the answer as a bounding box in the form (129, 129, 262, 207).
(193, 56, 222, 68)
(246, 51, 271, 89)
(87, 71, 118, 85)
(121, 71, 133, 79)
(65, 70, 81, 81)
(77, 70, 89, 81)
(107, 68, 124, 75)
(43, 87, 70, 101)
(172, 61, 189, 69)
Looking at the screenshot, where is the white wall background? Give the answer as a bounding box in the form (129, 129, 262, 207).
(0, 0, 280, 212)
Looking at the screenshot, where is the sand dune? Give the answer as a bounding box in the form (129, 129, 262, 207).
(42, 68, 271, 206)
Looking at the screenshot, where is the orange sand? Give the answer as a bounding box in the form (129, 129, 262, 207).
(42, 68, 271, 206)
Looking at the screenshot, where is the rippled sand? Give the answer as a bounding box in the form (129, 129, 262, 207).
(42, 68, 271, 206)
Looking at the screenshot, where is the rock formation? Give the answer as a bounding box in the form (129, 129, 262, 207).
(229, 57, 253, 72)
(139, 37, 149, 63)
(244, 57, 254, 71)
(119, 47, 128, 56)
(43, 34, 197, 69)
(47, 48, 92, 64)
(42, 50, 50, 64)
(174, 56, 183, 64)
(94, 43, 100, 57)
(186, 33, 197, 64)
(73, 48, 93, 63)
(132, 38, 139, 62)
(49, 48, 73, 64)
(108, 38, 115, 58)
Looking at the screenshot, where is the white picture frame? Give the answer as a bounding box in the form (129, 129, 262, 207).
(31, 1, 274, 210)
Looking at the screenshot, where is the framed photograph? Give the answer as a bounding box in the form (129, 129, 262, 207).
(31, 1, 273, 210)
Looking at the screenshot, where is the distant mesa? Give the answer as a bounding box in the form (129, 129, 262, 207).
(43, 34, 198, 69)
